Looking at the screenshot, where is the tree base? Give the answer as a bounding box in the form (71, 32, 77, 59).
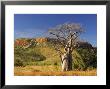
(61, 54, 72, 71)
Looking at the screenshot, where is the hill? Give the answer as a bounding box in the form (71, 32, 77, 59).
(14, 37, 97, 69)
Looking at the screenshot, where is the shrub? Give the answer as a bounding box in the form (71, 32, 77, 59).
(54, 62, 58, 65)
(76, 48, 97, 70)
(72, 50, 86, 70)
(14, 46, 46, 66)
(14, 57, 25, 67)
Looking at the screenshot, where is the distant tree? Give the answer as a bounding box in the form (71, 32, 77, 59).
(48, 23, 84, 71)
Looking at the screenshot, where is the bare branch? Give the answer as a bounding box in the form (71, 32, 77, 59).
(48, 22, 84, 55)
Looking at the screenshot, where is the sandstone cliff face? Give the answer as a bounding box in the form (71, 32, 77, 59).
(35, 38, 48, 43)
(15, 38, 48, 47)
(15, 39, 29, 46)
(15, 37, 94, 49)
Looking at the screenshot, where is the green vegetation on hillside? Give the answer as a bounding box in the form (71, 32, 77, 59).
(14, 38, 97, 71)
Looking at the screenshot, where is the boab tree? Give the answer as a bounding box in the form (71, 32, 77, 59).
(48, 23, 84, 71)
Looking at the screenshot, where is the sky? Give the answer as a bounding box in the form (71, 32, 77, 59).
(14, 14, 97, 47)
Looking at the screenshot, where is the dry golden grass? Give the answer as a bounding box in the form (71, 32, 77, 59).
(14, 66, 97, 76)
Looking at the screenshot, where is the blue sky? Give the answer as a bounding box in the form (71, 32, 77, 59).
(14, 14, 97, 47)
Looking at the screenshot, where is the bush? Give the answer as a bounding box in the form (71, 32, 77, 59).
(14, 57, 25, 67)
(14, 46, 46, 66)
(76, 48, 97, 70)
(72, 50, 86, 70)
(54, 62, 58, 65)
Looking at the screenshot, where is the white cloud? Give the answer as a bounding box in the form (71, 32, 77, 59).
(14, 28, 48, 39)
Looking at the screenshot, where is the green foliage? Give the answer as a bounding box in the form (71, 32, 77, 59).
(72, 50, 86, 70)
(14, 57, 25, 67)
(14, 46, 46, 66)
(76, 48, 97, 69)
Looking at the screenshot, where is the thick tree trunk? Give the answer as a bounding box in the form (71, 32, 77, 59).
(61, 53, 72, 71)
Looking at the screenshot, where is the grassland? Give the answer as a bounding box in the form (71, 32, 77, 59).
(14, 66, 96, 76)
